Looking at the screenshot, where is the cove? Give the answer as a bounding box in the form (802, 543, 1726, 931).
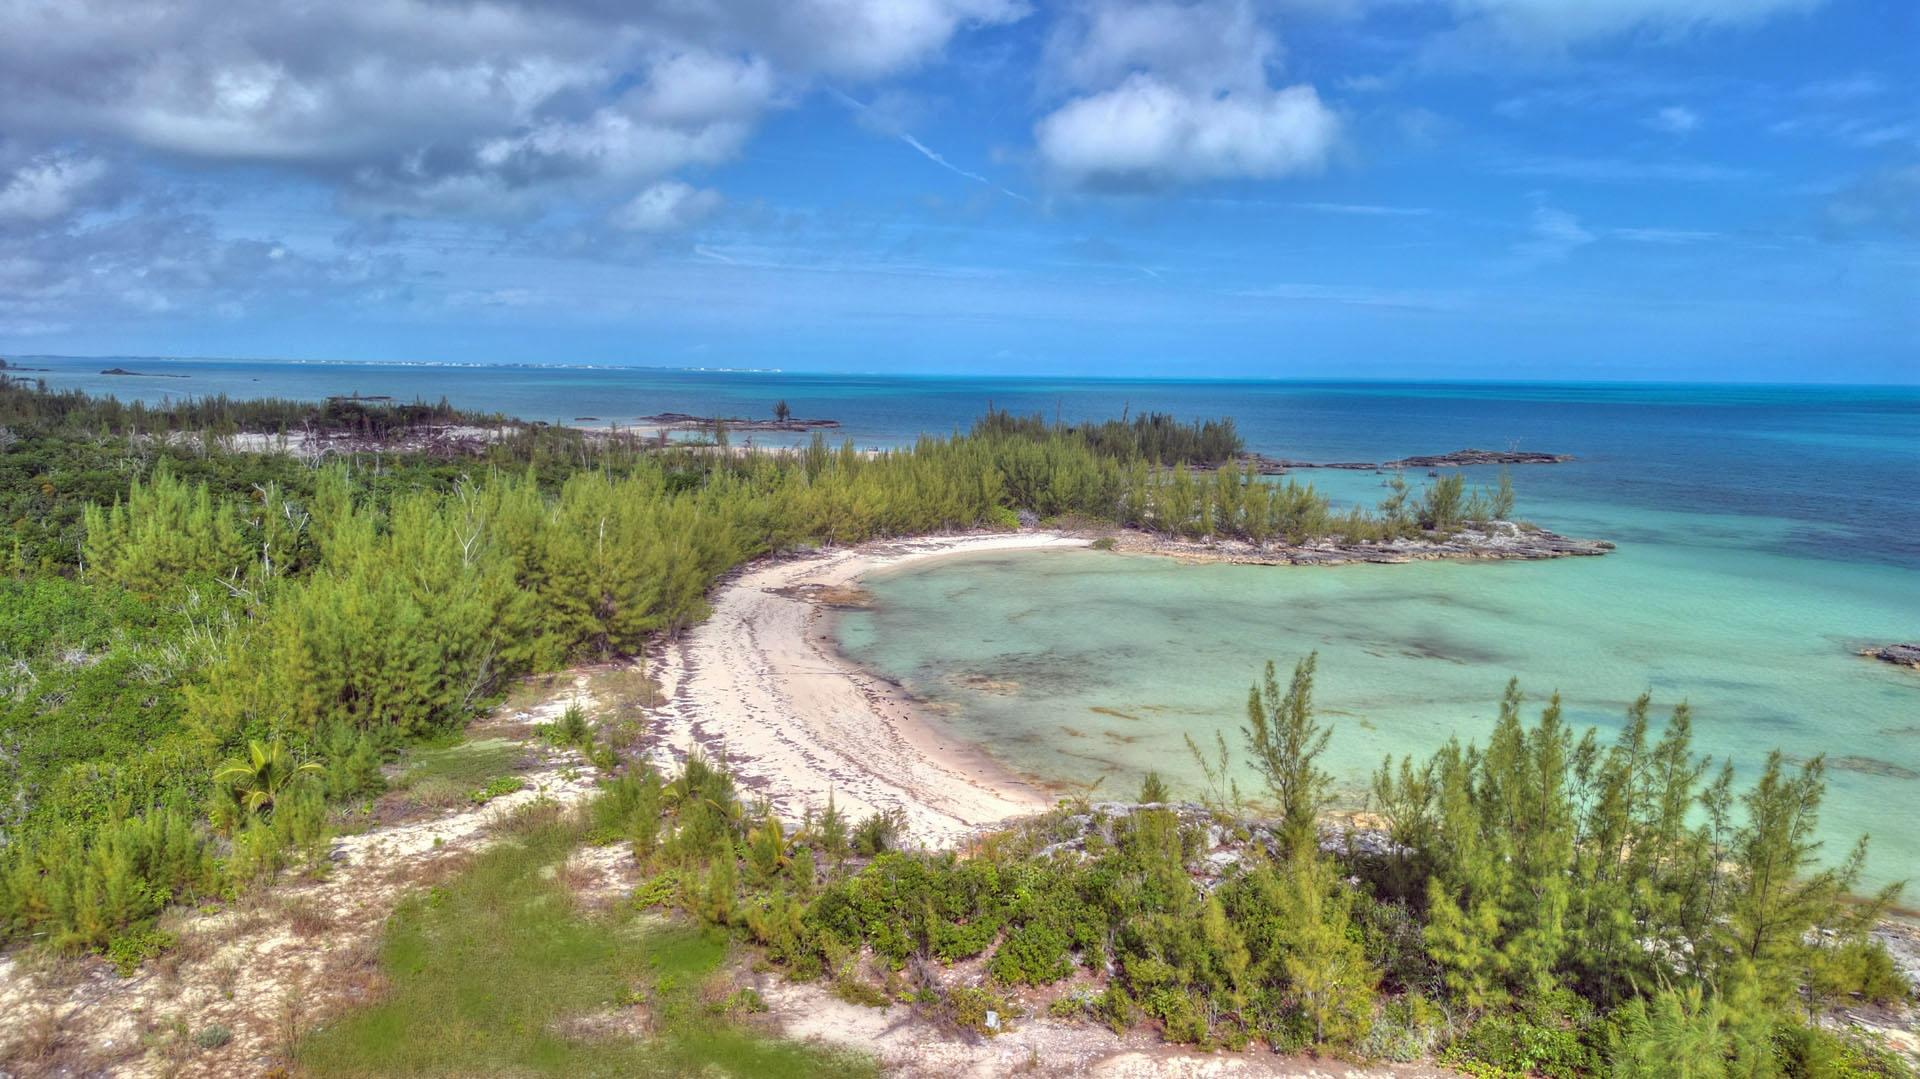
(836, 542, 1920, 893)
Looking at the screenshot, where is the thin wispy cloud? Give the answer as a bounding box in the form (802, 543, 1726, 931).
(1497, 155, 1756, 183)
(1291, 202, 1434, 217)
(832, 88, 1029, 203)
(899, 133, 1031, 203)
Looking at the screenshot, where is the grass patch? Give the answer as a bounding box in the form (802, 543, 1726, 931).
(296, 809, 873, 1078)
(394, 738, 521, 789)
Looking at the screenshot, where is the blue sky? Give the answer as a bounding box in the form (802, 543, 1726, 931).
(1, 0, 1914, 380)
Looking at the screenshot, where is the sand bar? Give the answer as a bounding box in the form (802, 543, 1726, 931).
(647, 532, 1084, 846)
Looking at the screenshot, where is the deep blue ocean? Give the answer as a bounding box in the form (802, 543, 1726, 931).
(15, 355, 1918, 886)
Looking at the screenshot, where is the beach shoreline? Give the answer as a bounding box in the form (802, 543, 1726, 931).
(638, 521, 1615, 848)
(644, 532, 1085, 847)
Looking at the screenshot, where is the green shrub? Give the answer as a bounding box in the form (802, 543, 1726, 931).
(852, 808, 905, 857)
(469, 775, 526, 804)
(1142, 986, 1208, 1045)
(320, 722, 386, 801)
(193, 1024, 234, 1050)
(1090, 536, 1116, 551)
(1443, 1012, 1594, 1079)
(944, 986, 1012, 1036)
(633, 870, 680, 909)
(0, 809, 218, 950)
(1770, 1021, 1915, 1079)
(988, 922, 1072, 986)
(1360, 994, 1448, 1063)
(554, 703, 591, 748)
(105, 926, 176, 974)
(1137, 771, 1169, 803)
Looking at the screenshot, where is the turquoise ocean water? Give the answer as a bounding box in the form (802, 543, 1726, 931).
(15, 357, 1918, 888)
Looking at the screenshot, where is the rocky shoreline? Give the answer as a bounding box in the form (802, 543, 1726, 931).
(1230, 447, 1574, 475)
(1863, 643, 1920, 669)
(632, 411, 841, 432)
(1105, 520, 1613, 565)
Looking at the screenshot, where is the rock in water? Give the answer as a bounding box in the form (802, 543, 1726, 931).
(1863, 643, 1920, 669)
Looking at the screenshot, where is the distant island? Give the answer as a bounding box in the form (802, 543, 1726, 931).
(634, 410, 841, 432)
(100, 366, 191, 378)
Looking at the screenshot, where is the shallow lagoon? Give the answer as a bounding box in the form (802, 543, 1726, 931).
(839, 516, 1920, 893)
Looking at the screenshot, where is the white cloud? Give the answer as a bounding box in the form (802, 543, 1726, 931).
(1043, 0, 1276, 96)
(1291, 201, 1432, 216)
(0, 153, 109, 223)
(1515, 204, 1595, 262)
(1034, 0, 1338, 190)
(0, 0, 1024, 219)
(1037, 76, 1337, 189)
(1647, 105, 1700, 134)
(610, 180, 723, 232)
(1613, 226, 1719, 243)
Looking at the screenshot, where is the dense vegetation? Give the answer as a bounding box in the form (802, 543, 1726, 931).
(590, 660, 1910, 1077)
(2, 383, 1504, 961)
(973, 407, 1245, 466)
(1, 376, 499, 438)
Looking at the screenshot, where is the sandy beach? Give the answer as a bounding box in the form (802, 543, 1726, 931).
(646, 532, 1085, 846)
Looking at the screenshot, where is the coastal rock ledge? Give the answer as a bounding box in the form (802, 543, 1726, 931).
(1110, 519, 1613, 566)
(1863, 643, 1920, 669)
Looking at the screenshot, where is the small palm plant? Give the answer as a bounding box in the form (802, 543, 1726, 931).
(214, 738, 323, 819)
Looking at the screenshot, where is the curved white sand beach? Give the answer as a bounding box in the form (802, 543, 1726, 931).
(647, 532, 1085, 846)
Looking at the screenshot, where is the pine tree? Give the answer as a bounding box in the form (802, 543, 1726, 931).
(1241, 653, 1331, 856)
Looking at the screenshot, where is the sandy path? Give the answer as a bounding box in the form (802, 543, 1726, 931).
(647, 532, 1085, 846)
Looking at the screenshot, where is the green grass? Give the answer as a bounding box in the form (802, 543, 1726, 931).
(396, 738, 521, 789)
(296, 808, 873, 1078)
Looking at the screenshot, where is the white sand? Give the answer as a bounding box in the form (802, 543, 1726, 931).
(647, 532, 1087, 846)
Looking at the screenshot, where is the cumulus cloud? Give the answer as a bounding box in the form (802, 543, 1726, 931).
(1037, 76, 1337, 189)
(1034, 0, 1339, 190)
(0, 152, 110, 224)
(0, 0, 1023, 219)
(610, 180, 724, 232)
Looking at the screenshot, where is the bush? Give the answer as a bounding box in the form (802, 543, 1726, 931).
(1360, 994, 1448, 1062)
(944, 986, 1012, 1036)
(988, 922, 1072, 986)
(852, 808, 905, 857)
(1443, 1012, 1594, 1079)
(470, 775, 526, 804)
(554, 704, 591, 748)
(320, 723, 386, 801)
(1771, 1022, 1915, 1079)
(0, 809, 218, 950)
(105, 926, 176, 974)
(1137, 771, 1169, 803)
(193, 1024, 234, 1050)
